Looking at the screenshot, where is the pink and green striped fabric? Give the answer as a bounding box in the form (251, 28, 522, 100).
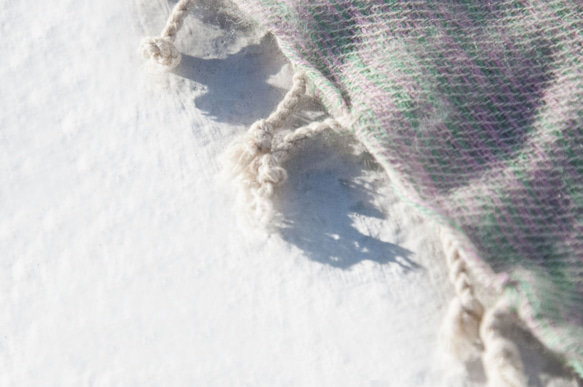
(230, 0, 583, 376)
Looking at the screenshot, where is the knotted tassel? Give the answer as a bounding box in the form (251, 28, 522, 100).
(226, 71, 345, 225)
(481, 299, 528, 387)
(140, 0, 194, 71)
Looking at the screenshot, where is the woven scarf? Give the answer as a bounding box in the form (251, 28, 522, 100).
(142, 0, 583, 380)
(228, 0, 583, 377)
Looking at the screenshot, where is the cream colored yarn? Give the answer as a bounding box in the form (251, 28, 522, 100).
(226, 72, 345, 225)
(141, 0, 194, 70)
(481, 300, 528, 387)
(440, 227, 528, 386)
(138, 0, 346, 225)
(440, 229, 485, 363)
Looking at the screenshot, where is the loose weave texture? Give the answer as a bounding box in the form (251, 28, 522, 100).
(227, 0, 583, 376)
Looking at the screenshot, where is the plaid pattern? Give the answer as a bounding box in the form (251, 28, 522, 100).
(230, 0, 583, 375)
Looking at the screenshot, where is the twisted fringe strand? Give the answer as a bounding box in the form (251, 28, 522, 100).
(225, 71, 344, 225)
(141, 0, 194, 70)
(439, 227, 527, 386)
(481, 299, 528, 387)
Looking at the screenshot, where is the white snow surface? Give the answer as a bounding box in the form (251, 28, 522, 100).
(0, 1, 578, 386)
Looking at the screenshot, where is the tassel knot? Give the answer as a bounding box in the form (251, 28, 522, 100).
(140, 37, 182, 70)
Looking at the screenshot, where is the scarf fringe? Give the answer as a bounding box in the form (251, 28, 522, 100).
(140, 0, 194, 70)
(439, 227, 527, 386)
(225, 71, 344, 225)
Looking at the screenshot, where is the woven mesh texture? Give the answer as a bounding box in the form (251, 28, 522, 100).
(229, 0, 583, 376)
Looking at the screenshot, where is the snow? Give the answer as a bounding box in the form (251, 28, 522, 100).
(0, 1, 577, 386)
